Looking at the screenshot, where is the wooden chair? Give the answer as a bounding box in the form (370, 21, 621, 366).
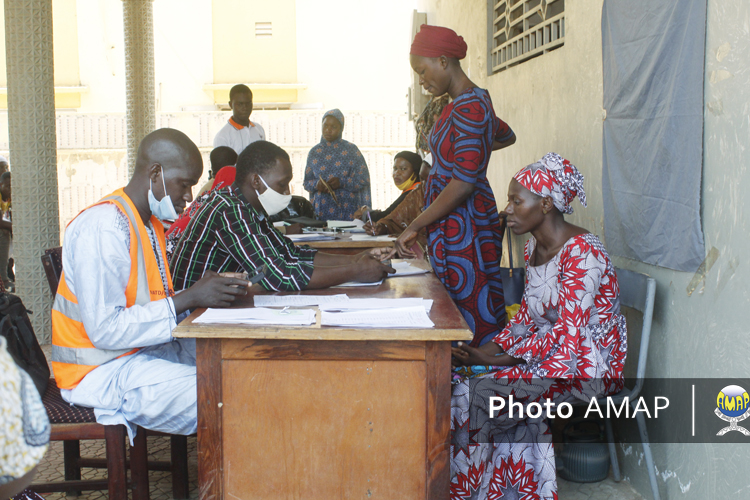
(31, 384, 150, 500)
(41, 246, 190, 499)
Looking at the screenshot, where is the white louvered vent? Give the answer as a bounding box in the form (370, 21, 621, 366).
(490, 0, 565, 73)
(255, 22, 272, 37)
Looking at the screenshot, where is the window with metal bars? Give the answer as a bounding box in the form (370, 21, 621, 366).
(488, 0, 565, 73)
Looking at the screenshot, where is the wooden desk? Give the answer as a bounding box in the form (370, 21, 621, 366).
(173, 263, 471, 500)
(296, 233, 395, 255)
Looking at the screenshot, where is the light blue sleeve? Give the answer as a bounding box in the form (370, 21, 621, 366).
(63, 204, 176, 350)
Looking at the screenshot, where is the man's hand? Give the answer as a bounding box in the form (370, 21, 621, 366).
(327, 177, 341, 190)
(364, 247, 392, 261)
(173, 270, 249, 314)
(356, 255, 395, 282)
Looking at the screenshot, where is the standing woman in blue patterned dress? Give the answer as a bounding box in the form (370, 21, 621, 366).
(304, 109, 371, 220)
(392, 25, 516, 346)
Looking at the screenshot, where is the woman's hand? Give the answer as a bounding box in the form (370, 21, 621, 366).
(393, 226, 419, 259)
(327, 177, 341, 190)
(315, 179, 327, 193)
(353, 205, 370, 220)
(451, 342, 491, 367)
(363, 222, 386, 236)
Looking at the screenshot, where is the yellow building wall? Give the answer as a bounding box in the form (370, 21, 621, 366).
(0, 0, 82, 108)
(211, 0, 298, 104)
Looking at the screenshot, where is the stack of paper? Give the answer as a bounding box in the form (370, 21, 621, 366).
(327, 220, 360, 230)
(254, 294, 348, 307)
(321, 306, 434, 328)
(333, 279, 384, 288)
(349, 234, 396, 242)
(319, 298, 433, 312)
(194, 307, 316, 326)
(287, 233, 336, 242)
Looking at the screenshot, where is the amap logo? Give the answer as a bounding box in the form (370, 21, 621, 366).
(715, 385, 750, 436)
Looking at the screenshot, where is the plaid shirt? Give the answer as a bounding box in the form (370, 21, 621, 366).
(169, 185, 317, 292)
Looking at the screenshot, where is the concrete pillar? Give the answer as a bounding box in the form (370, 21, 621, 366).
(4, 0, 60, 342)
(122, 0, 155, 175)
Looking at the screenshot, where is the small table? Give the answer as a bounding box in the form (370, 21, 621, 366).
(173, 261, 471, 500)
(296, 233, 395, 255)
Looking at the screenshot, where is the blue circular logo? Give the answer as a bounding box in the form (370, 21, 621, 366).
(717, 385, 750, 418)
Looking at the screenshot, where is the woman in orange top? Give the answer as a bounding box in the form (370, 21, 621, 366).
(354, 151, 423, 226)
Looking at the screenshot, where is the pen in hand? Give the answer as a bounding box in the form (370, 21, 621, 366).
(366, 211, 374, 235)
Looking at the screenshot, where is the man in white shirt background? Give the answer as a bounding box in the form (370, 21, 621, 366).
(213, 84, 266, 155)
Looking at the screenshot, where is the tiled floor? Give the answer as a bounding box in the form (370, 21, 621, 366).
(31, 435, 644, 500)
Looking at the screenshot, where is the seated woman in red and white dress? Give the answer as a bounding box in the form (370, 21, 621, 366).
(449, 153, 628, 500)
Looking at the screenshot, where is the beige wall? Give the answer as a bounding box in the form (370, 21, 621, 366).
(211, 0, 298, 104)
(417, 1, 750, 499)
(0, 0, 82, 108)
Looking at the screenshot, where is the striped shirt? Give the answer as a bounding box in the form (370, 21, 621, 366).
(169, 185, 317, 292)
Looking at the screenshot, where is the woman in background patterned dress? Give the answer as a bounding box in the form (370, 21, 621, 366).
(393, 25, 516, 346)
(303, 109, 371, 220)
(449, 153, 627, 500)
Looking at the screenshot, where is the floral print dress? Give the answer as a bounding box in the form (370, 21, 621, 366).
(450, 233, 627, 500)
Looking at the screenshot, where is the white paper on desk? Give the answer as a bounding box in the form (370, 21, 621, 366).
(327, 220, 361, 229)
(320, 298, 433, 313)
(333, 279, 384, 288)
(321, 306, 434, 328)
(194, 307, 316, 326)
(349, 234, 396, 242)
(390, 261, 430, 277)
(286, 233, 336, 242)
(254, 294, 349, 307)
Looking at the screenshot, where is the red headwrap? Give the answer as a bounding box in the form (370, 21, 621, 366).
(410, 24, 467, 60)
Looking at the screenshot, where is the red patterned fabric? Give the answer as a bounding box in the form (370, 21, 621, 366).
(513, 152, 587, 214)
(410, 24, 468, 59)
(450, 233, 627, 499)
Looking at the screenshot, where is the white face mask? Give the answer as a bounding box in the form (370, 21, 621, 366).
(255, 175, 292, 216)
(148, 171, 179, 221)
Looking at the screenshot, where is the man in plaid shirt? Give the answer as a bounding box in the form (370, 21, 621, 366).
(170, 141, 394, 292)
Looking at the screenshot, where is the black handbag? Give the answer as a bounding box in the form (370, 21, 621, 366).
(0, 293, 49, 397)
(500, 226, 526, 306)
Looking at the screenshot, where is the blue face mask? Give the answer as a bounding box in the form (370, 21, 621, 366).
(148, 171, 179, 221)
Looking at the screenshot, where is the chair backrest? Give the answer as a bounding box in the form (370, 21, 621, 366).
(615, 267, 656, 398)
(41, 246, 63, 296)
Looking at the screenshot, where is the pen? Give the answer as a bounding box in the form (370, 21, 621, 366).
(366, 211, 374, 234)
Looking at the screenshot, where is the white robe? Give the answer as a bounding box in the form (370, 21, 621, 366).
(58, 203, 196, 443)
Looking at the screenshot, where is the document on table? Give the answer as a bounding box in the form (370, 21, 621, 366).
(349, 234, 396, 242)
(254, 294, 349, 307)
(321, 306, 434, 328)
(340, 219, 366, 233)
(319, 298, 433, 313)
(332, 279, 384, 288)
(390, 261, 430, 277)
(194, 307, 316, 326)
(326, 220, 360, 229)
(286, 233, 336, 242)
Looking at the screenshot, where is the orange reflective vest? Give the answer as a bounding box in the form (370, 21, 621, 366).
(51, 188, 174, 390)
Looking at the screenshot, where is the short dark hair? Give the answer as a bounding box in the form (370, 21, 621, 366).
(209, 146, 238, 175)
(229, 84, 252, 102)
(394, 151, 423, 178)
(235, 141, 290, 184)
